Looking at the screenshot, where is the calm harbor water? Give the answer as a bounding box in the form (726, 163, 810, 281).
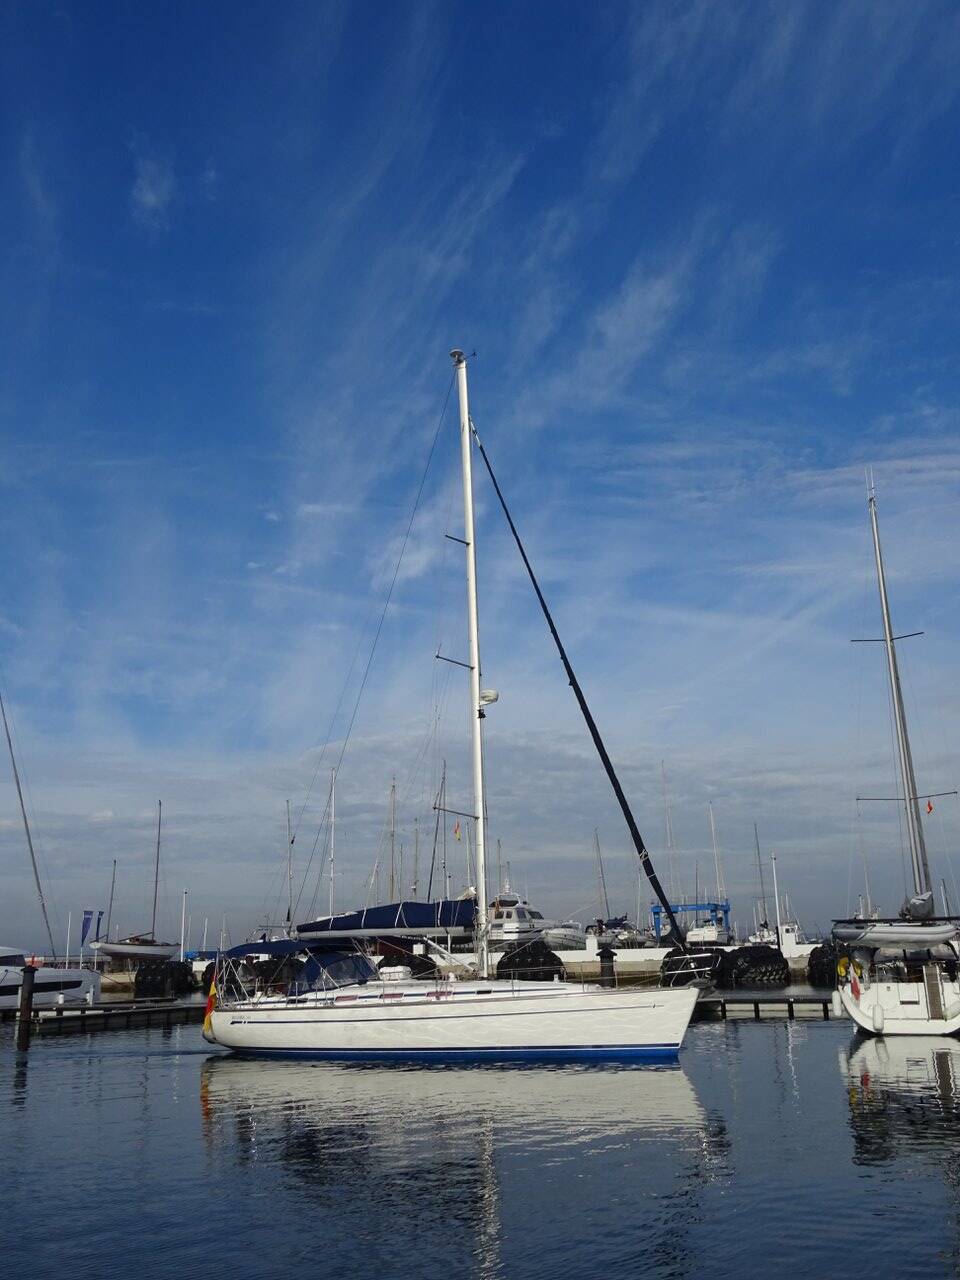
(4, 1018, 960, 1278)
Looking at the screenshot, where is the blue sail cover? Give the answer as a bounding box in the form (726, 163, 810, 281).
(296, 898, 476, 938)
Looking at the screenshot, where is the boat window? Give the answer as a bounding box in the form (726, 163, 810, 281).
(299, 951, 379, 991)
(516, 909, 528, 920)
(505, 911, 515, 920)
(494, 911, 504, 920)
(0, 954, 26, 966)
(530, 911, 543, 920)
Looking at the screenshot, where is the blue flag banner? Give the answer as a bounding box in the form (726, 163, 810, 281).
(95, 910, 104, 941)
(80, 909, 94, 947)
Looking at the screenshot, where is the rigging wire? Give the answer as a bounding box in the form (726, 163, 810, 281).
(469, 416, 688, 951)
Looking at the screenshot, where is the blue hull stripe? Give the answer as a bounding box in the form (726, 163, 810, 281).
(225, 1044, 681, 1063)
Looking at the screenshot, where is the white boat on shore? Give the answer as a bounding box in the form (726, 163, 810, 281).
(206, 350, 699, 1060)
(90, 936, 180, 962)
(90, 802, 178, 965)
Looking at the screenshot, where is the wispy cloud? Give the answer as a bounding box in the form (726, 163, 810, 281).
(130, 146, 176, 230)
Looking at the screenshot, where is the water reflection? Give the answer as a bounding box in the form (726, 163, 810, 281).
(841, 1036, 960, 1166)
(200, 1056, 724, 1278)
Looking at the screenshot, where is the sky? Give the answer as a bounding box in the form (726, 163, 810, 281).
(2, 0, 960, 950)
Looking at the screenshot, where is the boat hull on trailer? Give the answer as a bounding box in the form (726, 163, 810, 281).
(90, 939, 179, 962)
(206, 980, 699, 1062)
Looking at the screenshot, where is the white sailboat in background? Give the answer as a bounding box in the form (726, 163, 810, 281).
(833, 477, 960, 1035)
(91, 801, 179, 962)
(205, 350, 698, 1060)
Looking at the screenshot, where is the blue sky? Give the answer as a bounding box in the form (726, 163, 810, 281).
(2, 1, 960, 948)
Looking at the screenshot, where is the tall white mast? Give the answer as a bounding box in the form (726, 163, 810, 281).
(452, 350, 490, 976)
(329, 769, 336, 916)
(286, 799, 294, 932)
(179, 889, 188, 961)
(867, 477, 931, 900)
(771, 851, 782, 947)
(708, 802, 726, 901)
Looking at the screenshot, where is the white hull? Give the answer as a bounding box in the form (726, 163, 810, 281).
(839, 975, 960, 1037)
(90, 939, 179, 961)
(0, 964, 101, 1010)
(207, 979, 698, 1061)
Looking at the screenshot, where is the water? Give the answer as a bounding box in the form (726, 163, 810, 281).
(3, 1018, 960, 1278)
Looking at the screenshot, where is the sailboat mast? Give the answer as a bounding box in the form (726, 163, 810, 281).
(594, 830, 611, 919)
(771, 851, 782, 946)
(753, 823, 768, 923)
(389, 778, 396, 901)
(150, 800, 162, 939)
(286, 799, 294, 929)
(452, 350, 490, 977)
(708, 802, 726, 901)
(329, 769, 336, 916)
(868, 480, 931, 897)
(0, 691, 57, 958)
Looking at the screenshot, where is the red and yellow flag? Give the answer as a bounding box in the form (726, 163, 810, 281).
(202, 978, 217, 1039)
(453, 820, 461, 841)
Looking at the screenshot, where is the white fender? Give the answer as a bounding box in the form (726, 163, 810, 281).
(831, 991, 843, 1018)
(944, 1001, 960, 1021)
(872, 1004, 885, 1034)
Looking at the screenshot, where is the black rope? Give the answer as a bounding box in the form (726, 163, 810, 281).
(470, 419, 688, 953)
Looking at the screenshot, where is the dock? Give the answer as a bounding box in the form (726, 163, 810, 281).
(694, 992, 834, 1021)
(15, 999, 206, 1036)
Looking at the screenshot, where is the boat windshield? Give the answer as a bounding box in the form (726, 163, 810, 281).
(295, 951, 379, 992)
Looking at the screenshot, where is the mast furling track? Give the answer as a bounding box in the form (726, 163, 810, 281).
(469, 419, 688, 952)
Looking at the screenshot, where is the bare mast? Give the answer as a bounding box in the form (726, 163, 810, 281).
(594, 830, 611, 919)
(285, 799, 294, 930)
(753, 823, 769, 925)
(150, 800, 162, 939)
(0, 691, 57, 958)
(867, 478, 932, 903)
(451, 350, 490, 977)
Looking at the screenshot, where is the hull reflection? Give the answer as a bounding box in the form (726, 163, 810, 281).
(842, 1035, 960, 1167)
(199, 1052, 716, 1278)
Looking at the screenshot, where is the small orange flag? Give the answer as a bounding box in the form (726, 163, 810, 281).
(927, 800, 934, 814)
(453, 820, 461, 841)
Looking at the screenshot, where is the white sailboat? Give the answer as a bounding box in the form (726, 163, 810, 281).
(91, 801, 179, 962)
(833, 478, 960, 1035)
(205, 350, 698, 1060)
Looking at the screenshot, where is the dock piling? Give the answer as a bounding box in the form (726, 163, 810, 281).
(15, 965, 36, 1051)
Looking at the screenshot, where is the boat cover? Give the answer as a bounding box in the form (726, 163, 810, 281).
(297, 898, 476, 938)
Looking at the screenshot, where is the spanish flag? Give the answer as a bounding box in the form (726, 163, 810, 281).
(202, 977, 217, 1041)
(453, 820, 461, 841)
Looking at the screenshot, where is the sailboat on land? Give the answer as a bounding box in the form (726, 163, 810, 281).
(833, 479, 960, 1035)
(204, 350, 698, 1061)
(92, 801, 179, 962)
